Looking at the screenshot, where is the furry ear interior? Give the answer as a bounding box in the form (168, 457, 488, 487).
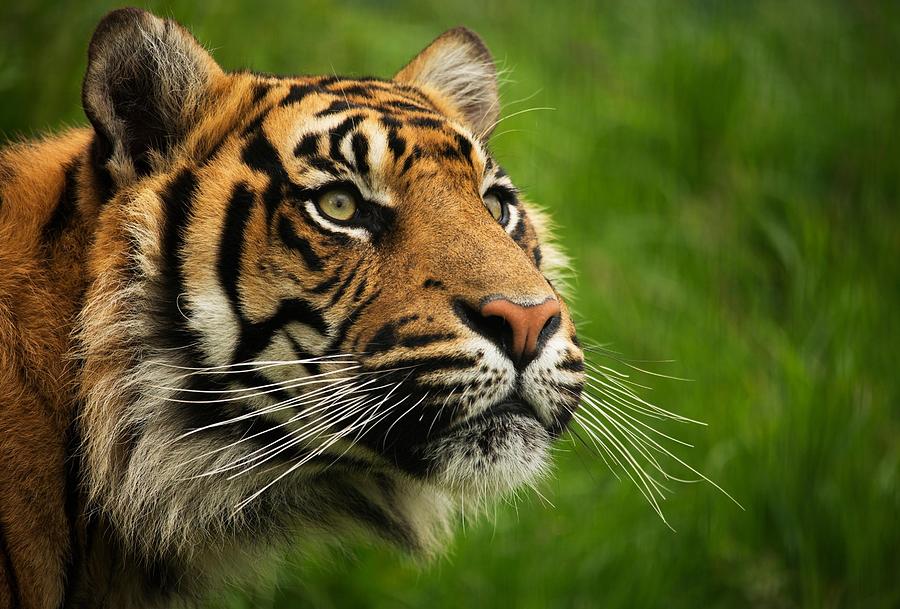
(394, 27, 500, 139)
(82, 8, 222, 186)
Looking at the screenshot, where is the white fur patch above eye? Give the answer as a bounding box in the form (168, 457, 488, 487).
(483, 172, 515, 193)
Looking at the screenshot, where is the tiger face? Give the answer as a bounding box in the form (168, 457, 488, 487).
(78, 9, 584, 563)
(181, 74, 585, 499)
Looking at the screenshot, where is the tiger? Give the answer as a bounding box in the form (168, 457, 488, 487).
(0, 8, 585, 609)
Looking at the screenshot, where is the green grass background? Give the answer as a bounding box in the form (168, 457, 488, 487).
(3, 1, 899, 607)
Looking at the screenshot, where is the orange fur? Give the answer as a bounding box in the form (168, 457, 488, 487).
(0, 10, 582, 609)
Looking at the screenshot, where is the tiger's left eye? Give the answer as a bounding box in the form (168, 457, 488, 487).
(484, 193, 506, 224)
(317, 188, 358, 222)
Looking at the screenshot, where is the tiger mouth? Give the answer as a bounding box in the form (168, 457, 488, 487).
(440, 399, 537, 437)
(396, 392, 554, 497)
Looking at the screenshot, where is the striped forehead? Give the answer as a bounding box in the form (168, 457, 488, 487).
(255, 77, 493, 205)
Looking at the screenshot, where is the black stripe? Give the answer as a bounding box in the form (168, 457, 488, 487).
(399, 333, 456, 349)
(251, 82, 272, 103)
(350, 132, 370, 175)
(331, 84, 375, 97)
(308, 156, 340, 174)
(364, 315, 421, 354)
(284, 333, 322, 376)
(559, 356, 585, 373)
(316, 99, 365, 116)
(293, 133, 319, 158)
(329, 115, 364, 167)
(454, 133, 473, 165)
(233, 297, 329, 364)
(0, 520, 21, 609)
(59, 417, 84, 609)
(393, 85, 437, 106)
(280, 83, 321, 107)
(242, 131, 287, 178)
(241, 131, 291, 223)
(438, 143, 465, 162)
(158, 169, 202, 355)
(400, 145, 422, 176)
(241, 110, 269, 137)
(232, 369, 293, 405)
(310, 271, 341, 294)
(366, 327, 455, 355)
(334, 483, 416, 550)
(379, 115, 402, 130)
(317, 75, 344, 87)
(366, 320, 399, 354)
(278, 215, 323, 271)
(364, 354, 477, 376)
(382, 100, 437, 114)
(43, 159, 80, 242)
(88, 134, 115, 203)
(218, 182, 255, 313)
(351, 276, 367, 301)
(326, 266, 359, 308)
(328, 289, 381, 352)
(386, 128, 406, 160)
(510, 216, 526, 242)
(407, 116, 444, 129)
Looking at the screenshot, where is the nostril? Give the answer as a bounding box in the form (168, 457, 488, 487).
(453, 299, 513, 352)
(537, 313, 561, 348)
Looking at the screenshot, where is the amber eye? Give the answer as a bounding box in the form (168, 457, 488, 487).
(484, 193, 506, 224)
(317, 188, 358, 222)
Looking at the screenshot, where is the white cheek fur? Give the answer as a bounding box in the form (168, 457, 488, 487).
(188, 285, 240, 365)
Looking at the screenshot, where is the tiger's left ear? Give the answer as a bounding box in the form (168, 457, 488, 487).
(394, 27, 500, 139)
(82, 8, 224, 187)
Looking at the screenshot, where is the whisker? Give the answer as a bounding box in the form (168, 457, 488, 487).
(581, 391, 693, 448)
(572, 411, 671, 527)
(174, 381, 371, 466)
(145, 353, 358, 374)
(153, 365, 361, 396)
(478, 105, 556, 140)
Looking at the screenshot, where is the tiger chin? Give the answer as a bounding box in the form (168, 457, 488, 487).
(0, 8, 584, 609)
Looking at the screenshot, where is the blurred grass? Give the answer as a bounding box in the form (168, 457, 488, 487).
(3, 0, 899, 607)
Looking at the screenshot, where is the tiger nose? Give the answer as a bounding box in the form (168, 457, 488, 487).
(479, 298, 562, 368)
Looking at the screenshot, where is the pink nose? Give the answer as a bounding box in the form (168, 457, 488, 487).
(479, 298, 561, 366)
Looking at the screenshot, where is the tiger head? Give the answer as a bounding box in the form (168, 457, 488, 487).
(78, 9, 585, 560)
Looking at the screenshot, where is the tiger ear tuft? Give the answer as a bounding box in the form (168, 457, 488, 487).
(82, 8, 223, 187)
(394, 27, 500, 139)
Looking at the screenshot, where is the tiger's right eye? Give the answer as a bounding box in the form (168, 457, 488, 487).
(317, 188, 358, 222)
(483, 193, 507, 224)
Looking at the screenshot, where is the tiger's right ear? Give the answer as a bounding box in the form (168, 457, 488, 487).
(394, 28, 500, 140)
(82, 8, 223, 187)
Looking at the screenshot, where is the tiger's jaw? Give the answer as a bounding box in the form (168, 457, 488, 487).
(415, 399, 554, 499)
(367, 330, 585, 501)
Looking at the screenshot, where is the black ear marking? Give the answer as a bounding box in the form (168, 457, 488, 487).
(81, 8, 222, 188)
